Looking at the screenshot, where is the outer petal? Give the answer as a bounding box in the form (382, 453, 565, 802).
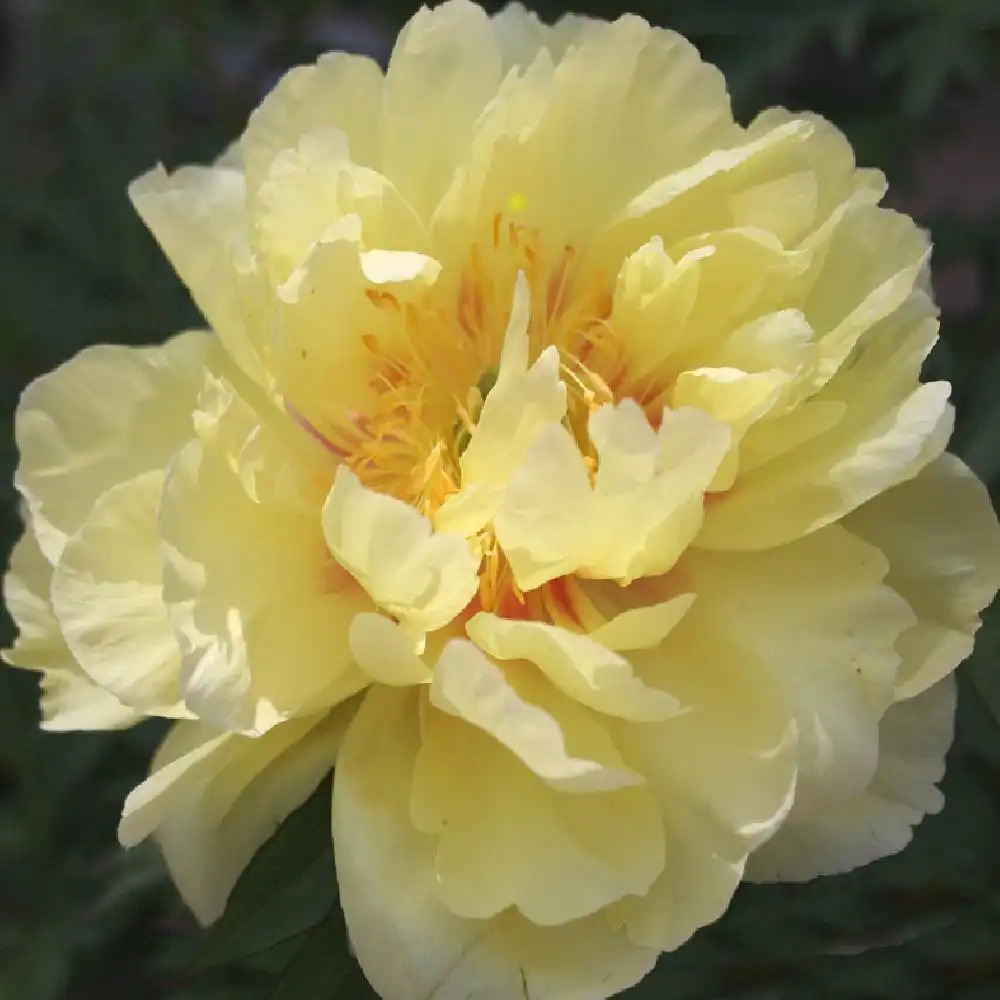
(609, 602, 797, 951)
(240, 51, 384, 194)
(129, 171, 269, 387)
(702, 292, 953, 550)
(50, 471, 186, 717)
(322, 468, 480, 643)
(682, 525, 915, 818)
(2, 529, 140, 731)
(333, 684, 658, 1000)
(746, 676, 956, 882)
(846, 454, 1000, 699)
(161, 380, 369, 735)
(119, 704, 353, 924)
(379, 0, 503, 221)
(412, 689, 665, 925)
(14, 331, 212, 563)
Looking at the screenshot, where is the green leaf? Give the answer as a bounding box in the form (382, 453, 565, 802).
(267, 912, 376, 1000)
(194, 775, 337, 971)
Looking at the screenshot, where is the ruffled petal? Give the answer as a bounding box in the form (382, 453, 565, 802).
(683, 524, 915, 817)
(746, 676, 955, 881)
(413, 688, 665, 924)
(466, 614, 682, 721)
(50, 470, 186, 717)
(120, 705, 353, 923)
(14, 331, 212, 563)
(322, 468, 479, 643)
(333, 684, 658, 1000)
(427, 638, 643, 792)
(847, 454, 1000, 699)
(161, 379, 368, 734)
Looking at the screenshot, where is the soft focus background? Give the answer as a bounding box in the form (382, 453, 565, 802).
(1, 1, 1000, 998)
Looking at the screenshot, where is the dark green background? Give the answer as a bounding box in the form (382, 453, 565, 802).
(2, 1, 1000, 998)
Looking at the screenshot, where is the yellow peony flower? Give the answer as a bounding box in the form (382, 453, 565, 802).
(5, 2, 1000, 997)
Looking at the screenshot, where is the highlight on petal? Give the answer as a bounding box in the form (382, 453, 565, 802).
(745, 676, 955, 882)
(428, 638, 644, 792)
(322, 467, 480, 642)
(348, 612, 433, 687)
(333, 684, 659, 1000)
(466, 614, 682, 721)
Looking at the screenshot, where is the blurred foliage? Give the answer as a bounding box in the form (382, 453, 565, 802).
(1, 0, 1000, 997)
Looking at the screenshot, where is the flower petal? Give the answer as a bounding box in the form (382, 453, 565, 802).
(702, 292, 953, 550)
(50, 470, 186, 717)
(466, 614, 681, 721)
(129, 171, 269, 387)
(846, 454, 1000, 700)
(683, 524, 915, 817)
(240, 51, 384, 195)
(495, 401, 730, 588)
(428, 638, 643, 791)
(746, 676, 955, 881)
(348, 612, 433, 687)
(120, 706, 352, 924)
(14, 331, 212, 563)
(161, 382, 368, 734)
(413, 691, 665, 924)
(333, 684, 658, 1000)
(322, 467, 479, 642)
(380, 0, 503, 220)
(609, 599, 797, 951)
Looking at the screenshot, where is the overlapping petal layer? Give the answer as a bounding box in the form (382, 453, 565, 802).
(5, 3, 999, 1000)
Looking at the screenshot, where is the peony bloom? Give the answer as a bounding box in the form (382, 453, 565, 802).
(5, 1, 1000, 997)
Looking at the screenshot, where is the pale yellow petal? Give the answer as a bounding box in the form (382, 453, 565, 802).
(683, 524, 915, 817)
(466, 614, 681, 721)
(333, 684, 658, 1000)
(240, 52, 383, 194)
(2, 528, 141, 731)
(14, 331, 212, 562)
(50, 471, 187, 717)
(322, 468, 479, 641)
(380, 0, 503, 221)
(702, 292, 953, 550)
(161, 386, 368, 734)
(586, 593, 696, 652)
(348, 612, 433, 686)
(496, 402, 730, 589)
(428, 638, 643, 791)
(252, 128, 424, 282)
(846, 454, 1000, 699)
(609, 601, 797, 950)
(413, 695, 665, 924)
(129, 170, 269, 386)
(746, 676, 955, 881)
(445, 272, 567, 529)
(120, 706, 352, 924)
